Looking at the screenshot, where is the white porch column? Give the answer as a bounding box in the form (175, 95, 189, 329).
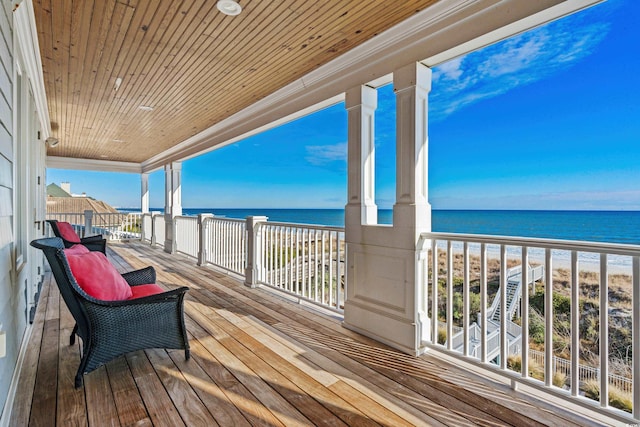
(197, 213, 213, 266)
(164, 162, 182, 253)
(343, 63, 432, 355)
(345, 84, 377, 228)
(244, 216, 268, 288)
(83, 210, 93, 238)
(393, 62, 432, 232)
(141, 173, 149, 214)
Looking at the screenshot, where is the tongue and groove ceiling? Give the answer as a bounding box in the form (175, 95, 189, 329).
(34, 0, 439, 164)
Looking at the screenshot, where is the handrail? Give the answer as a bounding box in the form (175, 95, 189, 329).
(422, 231, 640, 257)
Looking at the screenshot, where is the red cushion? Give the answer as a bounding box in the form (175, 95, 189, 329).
(64, 244, 90, 256)
(129, 283, 165, 299)
(57, 222, 81, 243)
(66, 251, 132, 300)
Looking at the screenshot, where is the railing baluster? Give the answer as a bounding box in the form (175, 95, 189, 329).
(446, 241, 453, 351)
(287, 227, 291, 292)
(295, 227, 299, 294)
(432, 240, 439, 345)
(308, 230, 312, 299)
(463, 241, 469, 356)
(545, 248, 553, 387)
(335, 231, 342, 310)
(571, 250, 579, 396)
(600, 253, 609, 407)
(329, 232, 335, 308)
(522, 246, 529, 379)
(321, 231, 326, 304)
(280, 227, 285, 291)
(500, 244, 507, 369)
(314, 230, 319, 302)
(303, 228, 307, 296)
(634, 256, 640, 419)
(480, 242, 487, 363)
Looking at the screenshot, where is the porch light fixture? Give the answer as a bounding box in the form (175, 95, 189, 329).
(45, 137, 60, 147)
(217, 0, 242, 16)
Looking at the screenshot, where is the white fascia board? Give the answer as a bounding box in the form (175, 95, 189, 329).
(142, 0, 601, 173)
(423, 0, 604, 66)
(46, 156, 142, 174)
(14, 0, 51, 138)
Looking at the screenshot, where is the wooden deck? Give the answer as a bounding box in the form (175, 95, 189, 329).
(10, 241, 606, 426)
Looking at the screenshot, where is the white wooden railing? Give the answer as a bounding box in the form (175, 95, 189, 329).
(256, 222, 345, 313)
(142, 214, 153, 241)
(175, 216, 199, 258)
(138, 213, 346, 313)
(53, 209, 640, 420)
(152, 215, 165, 247)
(202, 216, 247, 275)
(47, 211, 142, 240)
(419, 232, 640, 419)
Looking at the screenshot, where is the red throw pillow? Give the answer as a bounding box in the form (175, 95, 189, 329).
(64, 244, 90, 256)
(57, 222, 82, 243)
(129, 283, 165, 299)
(66, 251, 133, 300)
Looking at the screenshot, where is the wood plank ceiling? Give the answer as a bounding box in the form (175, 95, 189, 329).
(34, 0, 439, 164)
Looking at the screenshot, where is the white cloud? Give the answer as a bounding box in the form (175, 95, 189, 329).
(433, 56, 464, 81)
(305, 142, 347, 166)
(430, 15, 610, 120)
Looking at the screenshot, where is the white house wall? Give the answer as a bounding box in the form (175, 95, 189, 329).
(0, 0, 47, 422)
(0, 0, 19, 419)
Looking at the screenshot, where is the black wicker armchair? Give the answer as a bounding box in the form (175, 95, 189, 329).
(46, 219, 107, 253)
(31, 237, 190, 388)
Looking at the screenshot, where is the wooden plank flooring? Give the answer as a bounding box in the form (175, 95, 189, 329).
(10, 241, 608, 426)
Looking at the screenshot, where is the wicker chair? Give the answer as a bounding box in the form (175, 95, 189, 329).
(46, 219, 107, 253)
(31, 237, 190, 387)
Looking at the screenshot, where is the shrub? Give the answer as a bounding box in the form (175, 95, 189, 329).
(552, 372, 567, 388)
(506, 354, 544, 381)
(583, 380, 632, 413)
(530, 292, 572, 315)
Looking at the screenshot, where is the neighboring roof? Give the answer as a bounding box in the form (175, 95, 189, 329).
(46, 183, 71, 197)
(46, 197, 119, 214)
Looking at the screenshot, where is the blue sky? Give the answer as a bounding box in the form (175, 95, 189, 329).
(48, 0, 640, 210)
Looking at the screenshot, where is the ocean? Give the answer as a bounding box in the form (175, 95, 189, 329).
(121, 208, 640, 245)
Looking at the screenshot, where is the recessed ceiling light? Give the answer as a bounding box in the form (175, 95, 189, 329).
(217, 0, 242, 16)
(114, 77, 123, 91)
(112, 139, 125, 143)
(139, 105, 154, 111)
(100, 155, 109, 158)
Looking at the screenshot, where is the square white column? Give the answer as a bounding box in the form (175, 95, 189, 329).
(343, 63, 433, 355)
(141, 172, 149, 214)
(393, 62, 432, 234)
(345, 84, 378, 228)
(164, 162, 182, 253)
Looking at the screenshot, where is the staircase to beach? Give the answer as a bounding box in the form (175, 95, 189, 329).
(490, 279, 521, 322)
(447, 264, 544, 361)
